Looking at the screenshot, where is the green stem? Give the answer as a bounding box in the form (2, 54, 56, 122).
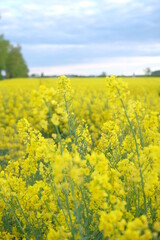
(64, 190, 75, 240)
(71, 183, 84, 239)
(1, 195, 30, 240)
(14, 195, 37, 237)
(55, 125, 63, 155)
(47, 165, 72, 235)
(116, 87, 147, 214)
(135, 112, 144, 148)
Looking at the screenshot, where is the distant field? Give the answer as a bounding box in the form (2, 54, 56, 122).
(0, 76, 160, 93)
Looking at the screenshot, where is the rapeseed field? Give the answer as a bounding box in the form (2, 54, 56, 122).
(0, 76, 160, 239)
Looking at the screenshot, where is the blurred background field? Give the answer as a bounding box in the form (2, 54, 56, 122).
(1, 77, 160, 94)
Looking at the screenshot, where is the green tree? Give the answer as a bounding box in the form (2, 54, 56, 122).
(6, 45, 28, 78)
(0, 35, 10, 79)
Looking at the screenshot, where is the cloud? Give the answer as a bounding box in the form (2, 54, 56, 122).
(0, 0, 160, 74)
(21, 42, 160, 68)
(30, 56, 160, 75)
(1, 0, 160, 45)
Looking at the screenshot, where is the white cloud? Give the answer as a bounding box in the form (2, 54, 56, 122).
(104, 0, 132, 4)
(22, 42, 160, 54)
(1, 0, 160, 75)
(29, 56, 160, 76)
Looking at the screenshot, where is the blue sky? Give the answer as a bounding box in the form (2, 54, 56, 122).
(0, 0, 160, 75)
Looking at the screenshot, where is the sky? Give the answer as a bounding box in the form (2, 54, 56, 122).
(0, 0, 160, 76)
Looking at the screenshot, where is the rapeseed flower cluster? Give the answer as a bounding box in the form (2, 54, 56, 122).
(0, 76, 159, 239)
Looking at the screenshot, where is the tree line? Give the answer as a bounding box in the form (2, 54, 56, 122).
(0, 35, 28, 79)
